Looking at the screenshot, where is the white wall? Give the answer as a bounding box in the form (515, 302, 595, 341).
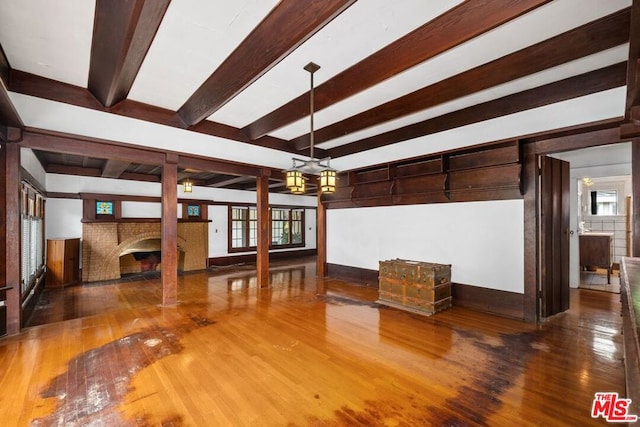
(327, 200, 525, 293)
(45, 174, 317, 259)
(45, 198, 83, 239)
(21, 147, 46, 188)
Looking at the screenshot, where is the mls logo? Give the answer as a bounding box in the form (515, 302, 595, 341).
(591, 392, 638, 423)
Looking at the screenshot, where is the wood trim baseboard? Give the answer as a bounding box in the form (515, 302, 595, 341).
(326, 263, 379, 288)
(451, 283, 524, 319)
(209, 249, 317, 267)
(326, 263, 525, 318)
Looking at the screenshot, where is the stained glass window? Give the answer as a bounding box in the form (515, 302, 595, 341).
(96, 201, 114, 215)
(187, 205, 200, 217)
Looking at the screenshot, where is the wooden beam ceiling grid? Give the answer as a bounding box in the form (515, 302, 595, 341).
(309, 8, 630, 152)
(89, 0, 171, 108)
(328, 62, 627, 158)
(177, 0, 357, 127)
(243, 0, 552, 141)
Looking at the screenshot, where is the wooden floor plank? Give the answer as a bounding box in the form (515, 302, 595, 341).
(0, 258, 627, 426)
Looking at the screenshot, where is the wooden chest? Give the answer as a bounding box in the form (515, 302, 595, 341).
(378, 259, 452, 316)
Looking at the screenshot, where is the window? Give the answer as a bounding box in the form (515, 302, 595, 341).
(21, 183, 45, 297)
(590, 190, 617, 215)
(230, 206, 257, 251)
(229, 206, 305, 251)
(96, 201, 114, 215)
(187, 204, 200, 217)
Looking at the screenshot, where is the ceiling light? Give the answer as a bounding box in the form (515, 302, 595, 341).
(285, 62, 337, 195)
(183, 178, 193, 193)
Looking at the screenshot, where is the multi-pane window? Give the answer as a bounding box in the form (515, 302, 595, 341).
(231, 206, 257, 250)
(21, 183, 45, 297)
(229, 206, 305, 251)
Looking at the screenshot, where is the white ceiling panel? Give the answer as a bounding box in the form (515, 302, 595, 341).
(128, 0, 280, 111)
(0, 0, 95, 87)
(270, 0, 631, 142)
(207, 0, 464, 128)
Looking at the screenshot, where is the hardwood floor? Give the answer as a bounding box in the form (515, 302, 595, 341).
(1, 258, 626, 426)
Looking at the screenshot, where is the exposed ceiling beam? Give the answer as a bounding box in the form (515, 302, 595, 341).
(0, 43, 23, 136)
(101, 159, 132, 179)
(622, 0, 640, 137)
(8, 71, 302, 154)
(46, 164, 102, 177)
(626, 0, 640, 116)
(204, 175, 252, 188)
(89, 0, 171, 108)
(328, 62, 627, 158)
(302, 8, 630, 149)
(177, 0, 357, 127)
(21, 129, 167, 164)
(243, 0, 552, 140)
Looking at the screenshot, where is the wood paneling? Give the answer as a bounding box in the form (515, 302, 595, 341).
(46, 238, 80, 287)
(178, 0, 356, 126)
(451, 282, 524, 319)
(89, 0, 170, 107)
(244, 0, 551, 141)
(540, 156, 570, 317)
(324, 141, 522, 209)
(208, 249, 317, 267)
(326, 263, 378, 287)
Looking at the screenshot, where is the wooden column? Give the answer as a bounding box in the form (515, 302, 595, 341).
(161, 154, 178, 305)
(317, 192, 327, 277)
(256, 171, 270, 288)
(4, 143, 21, 334)
(633, 141, 640, 257)
(522, 142, 538, 322)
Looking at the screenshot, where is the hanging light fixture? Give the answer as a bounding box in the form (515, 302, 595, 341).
(285, 62, 337, 194)
(183, 177, 193, 193)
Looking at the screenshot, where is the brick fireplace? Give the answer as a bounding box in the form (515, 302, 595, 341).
(82, 221, 208, 282)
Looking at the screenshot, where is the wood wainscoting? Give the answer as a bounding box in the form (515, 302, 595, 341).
(209, 249, 317, 267)
(327, 263, 524, 319)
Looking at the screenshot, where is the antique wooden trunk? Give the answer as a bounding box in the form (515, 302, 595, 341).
(378, 259, 452, 316)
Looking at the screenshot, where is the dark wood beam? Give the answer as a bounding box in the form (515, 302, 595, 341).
(328, 62, 627, 158)
(47, 164, 102, 177)
(256, 172, 270, 288)
(177, 0, 356, 127)
(9, 71, 300, 153)
(633, 141, 640, 257)
(4, 143, 20, 334)
(308, 9, 630, 149)
(0, 43, 9, 88)
(243, 0, 552, 140)
(0, 45, 23, 131)
(20, 129, 166, 165)
(89, 0, 170, 107)
(317, 192, 327, 278)
(177, 155, 262, 178)
(626, 0, 640, 117)
(204, 175, 251, 188)
(101, 159, 131, 179)
(161, 153, 178, 305)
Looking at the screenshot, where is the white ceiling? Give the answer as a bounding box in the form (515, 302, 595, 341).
(0, 0, 633, 174)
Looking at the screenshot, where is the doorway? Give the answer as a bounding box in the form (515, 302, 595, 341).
(548, 143, 632, 296)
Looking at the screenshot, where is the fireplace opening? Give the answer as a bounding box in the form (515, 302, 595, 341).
(120, 238, 164, 275)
